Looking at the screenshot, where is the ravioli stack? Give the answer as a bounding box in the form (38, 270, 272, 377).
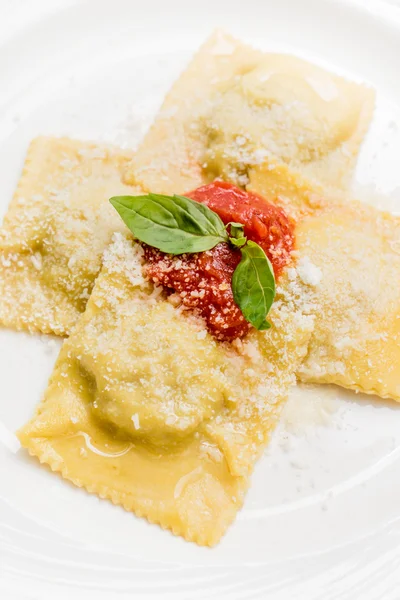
(1, 31, 398, 546)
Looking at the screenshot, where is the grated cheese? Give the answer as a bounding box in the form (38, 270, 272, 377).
(296, 256, 322, 286)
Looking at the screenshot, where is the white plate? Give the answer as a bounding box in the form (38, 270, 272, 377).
(1, 1, 400, 598)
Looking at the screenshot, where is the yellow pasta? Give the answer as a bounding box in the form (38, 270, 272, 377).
(0, 137, 139, 335)
(249, 161, 400, 400)
(13, 31, 391, 549)
(18, 234, 314, 545)
(126, 30, 374, 193)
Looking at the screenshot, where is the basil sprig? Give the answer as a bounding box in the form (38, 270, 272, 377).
(110, 193, 276, 331)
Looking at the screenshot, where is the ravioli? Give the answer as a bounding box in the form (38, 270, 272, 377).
(248, 161, 400, 401)
(126, 30, 374, 193)
(10, 31, 389, 548)
(18, 233, 314, 545)
(0, 137, 139, 335)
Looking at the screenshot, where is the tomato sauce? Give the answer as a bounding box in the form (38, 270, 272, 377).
(144, 182, 295, 341)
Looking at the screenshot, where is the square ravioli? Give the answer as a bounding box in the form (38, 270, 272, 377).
(0, 137, 139, 336)
(248, 161, 400, 401)
(18, 233, 314, 546)
(125, 30, 375, 194)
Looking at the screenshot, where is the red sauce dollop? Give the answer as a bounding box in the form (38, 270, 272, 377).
(144, 182, 294, 341)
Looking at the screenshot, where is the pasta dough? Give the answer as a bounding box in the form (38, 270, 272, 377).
(126, 30, 374, 193)
(18, 233, 314, 545)
(11, 31, 390, 547)
(248, 161, 400, 401)
(0, 137, 139, 335)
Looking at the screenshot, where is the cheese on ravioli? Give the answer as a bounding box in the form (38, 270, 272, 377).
(126, 30, 374, 193)
(0, 137, 139, 336)
(248, 162, 400, 401)
(18, 233, 314, 545)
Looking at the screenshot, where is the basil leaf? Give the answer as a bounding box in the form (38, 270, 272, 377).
(227, 222, 245, 239)
(110, 193, 228, 254)
(232, 240, 275, 330)
(227, 222, 247, 248)
(229, 236, 247, 248)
